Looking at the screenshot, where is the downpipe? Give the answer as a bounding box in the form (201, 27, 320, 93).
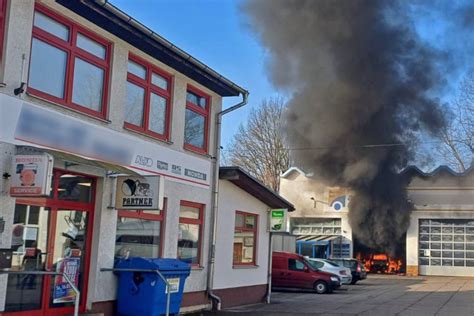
(207, 91, 249, 311)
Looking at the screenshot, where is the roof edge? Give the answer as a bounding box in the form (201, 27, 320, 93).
(401, 165, 474, 177)
(57, 0, 247, 97)
(220, 166, 295, 211)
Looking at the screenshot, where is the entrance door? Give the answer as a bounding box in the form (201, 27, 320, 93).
(4, 170, 95, 316)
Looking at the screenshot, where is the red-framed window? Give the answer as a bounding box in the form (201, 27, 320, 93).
(124, 54, 173, 141)
(27, 4, 111, 119)
(115, 198, 167, 259)
(0, 0, 8, 62)
(184, 85, 211, 154)
(177, 200, 204, 266)
(233, 211, 258, 266)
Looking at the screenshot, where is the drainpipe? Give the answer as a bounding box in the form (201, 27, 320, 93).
(207, 91, 249, 311)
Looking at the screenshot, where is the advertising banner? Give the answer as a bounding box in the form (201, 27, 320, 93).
(269, 209, 288, 232)
(115, 175, 164, 210)
(0, 93, 210, 187)
(53, 256, 80, 304)
(9, 154, 53, 197)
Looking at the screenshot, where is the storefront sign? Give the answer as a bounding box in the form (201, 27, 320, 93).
(53, 256, 80, 304)
(0, 94, 211, 187)
(9, 154, 53, 197)
(269, 209, 288, 232)
(115, 176, 164, 210)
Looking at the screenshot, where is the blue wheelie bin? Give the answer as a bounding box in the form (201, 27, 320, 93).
(115, 257, 191, 316)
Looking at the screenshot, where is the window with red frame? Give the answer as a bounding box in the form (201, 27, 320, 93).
(184, 86, 210, 154)
(233, 211, 257, 265)
(28, 5, 111, 118)
(177, 201, 204, 265)
(0, 0, 7, 62)
(114, 199, 167, 259)
(124, 55, 173, 140)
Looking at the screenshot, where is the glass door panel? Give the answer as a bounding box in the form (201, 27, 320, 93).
(5, 205, 50, 312)
(48, 210, 88, 309)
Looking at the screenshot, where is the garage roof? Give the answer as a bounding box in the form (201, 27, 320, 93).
(220, 166, 295, 211)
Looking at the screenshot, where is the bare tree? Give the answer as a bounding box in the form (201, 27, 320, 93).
(225, 97, 290, 191)
(438, 71, 474, 171)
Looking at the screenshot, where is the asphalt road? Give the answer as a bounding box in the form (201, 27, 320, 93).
(209, 275, 474, 316)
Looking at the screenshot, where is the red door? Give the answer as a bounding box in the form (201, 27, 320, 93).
(3, 170, 95, 316)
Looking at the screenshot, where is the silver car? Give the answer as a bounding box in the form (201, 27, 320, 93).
(306, 258, 353, 285)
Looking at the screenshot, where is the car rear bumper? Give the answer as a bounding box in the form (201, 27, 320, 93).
(353, 272, 367, 280)
(330, 280, 341, 289)
(340, 276, 352, 284)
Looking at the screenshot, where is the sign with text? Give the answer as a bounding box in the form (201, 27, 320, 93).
(10, 154, 53, 197)
(115, 175, 164, 210)
(269, 209, 288, 232)
(0, 94, 210, 187)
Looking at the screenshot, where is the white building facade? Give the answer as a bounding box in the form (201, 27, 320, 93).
(213, 167, 294, 308)
(279, 168, 353, 260)
(405, 166, 474, 277)
(0, 1, 246, 315)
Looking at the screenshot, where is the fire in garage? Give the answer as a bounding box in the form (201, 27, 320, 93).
(353, 237, 406, 274)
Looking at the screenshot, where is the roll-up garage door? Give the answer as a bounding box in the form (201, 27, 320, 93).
(419, 219, 474, 276)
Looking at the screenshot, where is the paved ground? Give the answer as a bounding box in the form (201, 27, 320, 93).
(212, 275, 474, 316)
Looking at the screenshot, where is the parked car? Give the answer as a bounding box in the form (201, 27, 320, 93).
(306, 258, 352, 285)
(272, 251, 341, 294)
(331, 258, 367, 284)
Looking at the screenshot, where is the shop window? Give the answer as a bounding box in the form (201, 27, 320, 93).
(233, 211, 257, 265)
(184, 86, 210, 154)
(177, 201, 204, 265)
(58, 174, 93, 203)
(124, 54, 173, 141)
(115, 199, 166, 259)
(28, 5, 111, 118)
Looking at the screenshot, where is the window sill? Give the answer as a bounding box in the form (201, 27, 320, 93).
(232, 264, 259, 269)
(183, 146, 212, 159)
(26, 92, 111, 124)
(190, 265, 205, 271)
(123, 125, 173, 145)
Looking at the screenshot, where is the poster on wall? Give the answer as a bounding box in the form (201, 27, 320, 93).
(115, 175, 164, 210)
(53, 253, 80, 304)
(9, 154, 53, 197)
(268, 209, 288, 232)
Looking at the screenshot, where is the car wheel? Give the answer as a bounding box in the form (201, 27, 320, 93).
(314, 281, 329, 294)
(350, 279, 358, 285)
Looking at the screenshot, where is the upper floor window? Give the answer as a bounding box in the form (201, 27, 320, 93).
(184, 86, 210, 154)
(28, 5, 111, 119)
(0, 0, 8, 62)
(124, 54, 173, 141)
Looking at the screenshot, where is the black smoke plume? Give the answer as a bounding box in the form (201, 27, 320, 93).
(242, 0, 467, 253)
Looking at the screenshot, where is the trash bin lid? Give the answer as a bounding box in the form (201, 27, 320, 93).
(115, 257, 190, 272)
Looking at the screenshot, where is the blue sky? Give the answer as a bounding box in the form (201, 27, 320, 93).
(111, 0, 277, 149)
(111, 0, 472, 164)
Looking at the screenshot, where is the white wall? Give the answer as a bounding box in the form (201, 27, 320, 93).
(279, 170, 353, 256)
(0, 0, 230, 311)
(213, 180, 270, 290)
(406, 171, 474, 276)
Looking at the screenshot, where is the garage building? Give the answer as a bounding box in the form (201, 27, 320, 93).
(405, 166, 474, 276)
